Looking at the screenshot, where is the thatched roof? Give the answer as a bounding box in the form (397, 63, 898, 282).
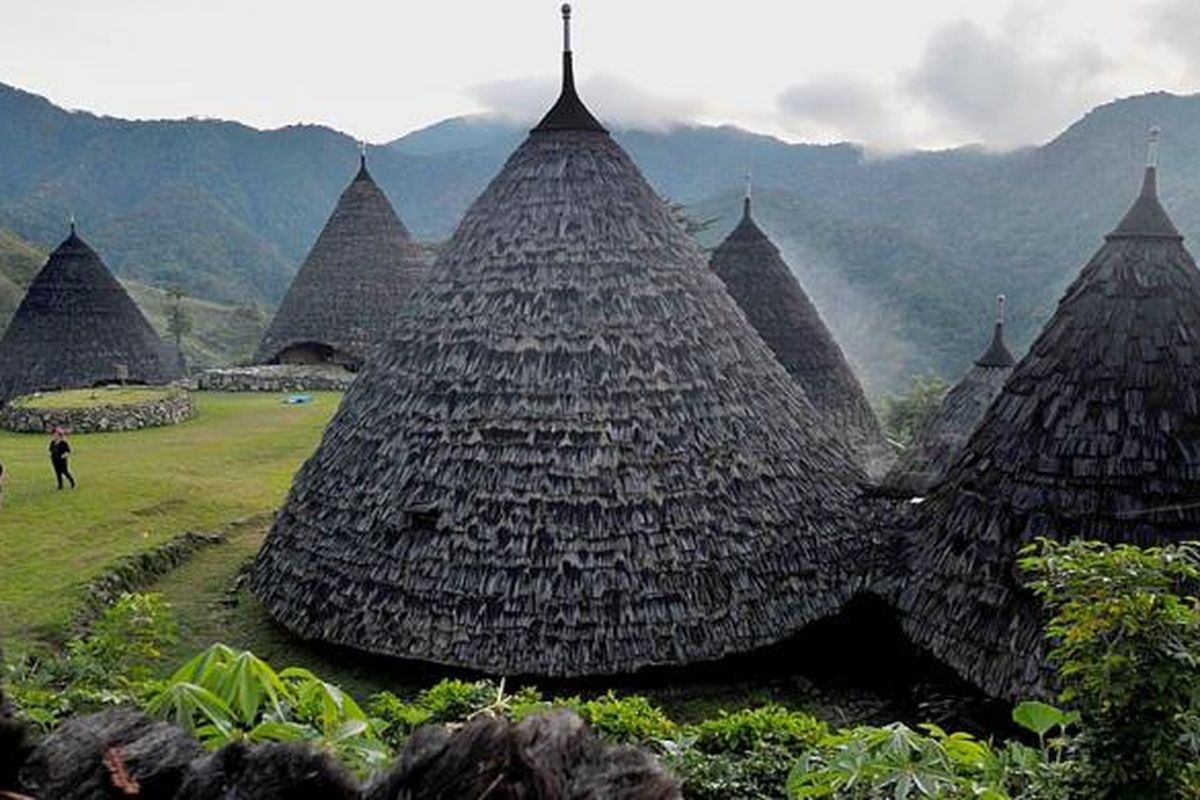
(883, 296, 1014, 496)
(252, 7, 871, 677)
(710, 194, 891, 476)
(254, 156, 427, 368)
(896, 154, 1200, 698)
(0, 227, 179, 402)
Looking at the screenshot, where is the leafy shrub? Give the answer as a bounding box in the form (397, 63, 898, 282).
(366, 691, 433, 747)
(5, 592, 176, 729)
(414, 678, 497, 722)
(558, 691, 677, 743)
(663, 740, 798, 800)
(1021, 539, 1200, 798)
(689, 705, 827, 754)
(145, 643, 390, 773)
(787, 722, 1011, 799)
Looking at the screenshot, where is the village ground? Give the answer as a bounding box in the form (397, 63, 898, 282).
(0, 391, 989, 726)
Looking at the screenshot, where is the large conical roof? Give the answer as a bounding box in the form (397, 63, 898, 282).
(883, 297, 1015, 496)
(254, 156, 427, 368)
(711, 194, 891, 476)
(252, 8, 871, 677)
(896, 155, 1200, 698)
(0, 228, 179, 402)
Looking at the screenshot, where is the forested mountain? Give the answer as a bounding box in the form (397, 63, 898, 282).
(2, 80, 1197, 391)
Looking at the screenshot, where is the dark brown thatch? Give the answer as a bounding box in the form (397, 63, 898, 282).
(0, 228, 180, 403)
(710, 195, 891, 476)
(365, 710, 680, 800)
(254, 156, 427, 369)
(883, 296, 1015, 496)
(896, 156, 1200, 698)
(252, 8, 870, 677)
(17, 708, 203, 800)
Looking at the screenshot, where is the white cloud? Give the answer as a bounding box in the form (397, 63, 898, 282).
(1146, 0, 1200, 80)
(777, 74, 916, 152)
(466, 73, 706, 132)
(904, 16, 1113, 148)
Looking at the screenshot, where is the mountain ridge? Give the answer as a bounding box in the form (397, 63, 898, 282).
(2, 80, 1197, 391)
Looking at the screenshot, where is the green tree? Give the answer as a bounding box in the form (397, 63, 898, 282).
(881, 373, 949, 447)
(1021, 539, 1200, 798)
(166, 286, 193, 364)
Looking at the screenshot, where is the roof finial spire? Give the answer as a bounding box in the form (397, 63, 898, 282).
(69, 213, 76, 237)
(996, 294, 1006, 326)
(743, 172, 752, 218)
(562, 3, 572, 52)
(1147, 126, 1161, 169)
(532, 3, 606, 133)
(359, 140, 367, 170)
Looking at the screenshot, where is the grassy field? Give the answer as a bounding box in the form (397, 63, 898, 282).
(12, 386, 178, 409)
(0, 391, 339, 648)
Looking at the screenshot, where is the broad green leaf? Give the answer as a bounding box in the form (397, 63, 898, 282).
(1012, 701, 1066, 737)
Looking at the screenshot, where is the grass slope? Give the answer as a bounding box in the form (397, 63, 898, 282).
(12, 386, 176, 410)
(0, 391, 338, 647)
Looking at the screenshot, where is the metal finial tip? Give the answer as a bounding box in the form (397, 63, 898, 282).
(561, 3, 571, 18)
(1147, 126, 1162, 168)
(996, 294, 1006, 324)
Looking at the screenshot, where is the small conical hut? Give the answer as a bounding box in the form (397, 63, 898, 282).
(254, 153, 426, 369)
(710, 190, 891, 476)
(897, 135, 1200, 697)
(252, 6, 871, 677)
(0, 226, 179, 402)
(883, 296, 1015, 496)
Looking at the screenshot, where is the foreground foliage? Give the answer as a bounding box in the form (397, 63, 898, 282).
(1022, 539, 1200, 799)
(7, 538, 1200, 797)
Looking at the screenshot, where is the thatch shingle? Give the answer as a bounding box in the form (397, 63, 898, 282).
(883, 296, 1015, 496)
(0, 228, 179, 402)
(254, 156, 426, 369)
(896, 156, 1200, 698)
(710, 195, 891, 476)
(252, 7, 871, 677)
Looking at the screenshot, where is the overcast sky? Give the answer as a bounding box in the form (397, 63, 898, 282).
(1, 0, 1198, 151)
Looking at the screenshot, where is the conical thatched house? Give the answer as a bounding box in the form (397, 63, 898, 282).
(710, 192, 891, 476)
(252, 6, 871, 677)
(254, 154, 426, 369)
(883, 296, 1015, 496)
(0, 226, 179, 402)
(897, 141, 1200, 697)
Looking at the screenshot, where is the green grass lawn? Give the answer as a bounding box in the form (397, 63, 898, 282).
(12, 386, 178, 410)
(0, 391, 339, 648)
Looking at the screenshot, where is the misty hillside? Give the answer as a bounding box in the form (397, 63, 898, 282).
(2, 80, 1198, 391)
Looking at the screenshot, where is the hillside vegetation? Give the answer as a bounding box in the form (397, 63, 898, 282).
(4, 82, 1200, 388)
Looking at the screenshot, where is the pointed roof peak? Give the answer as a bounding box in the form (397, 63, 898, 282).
(1107, 127, 1181, 241)
(353, 141, 373, 182)
(532, 4, 607, 134)
(975, 294, 1015, 367)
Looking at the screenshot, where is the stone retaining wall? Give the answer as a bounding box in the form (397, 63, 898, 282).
(196, 364, 353, 392)
(0, 389, 195, 433)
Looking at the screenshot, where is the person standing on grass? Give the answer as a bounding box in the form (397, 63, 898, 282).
(49, 427, 75, 490)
